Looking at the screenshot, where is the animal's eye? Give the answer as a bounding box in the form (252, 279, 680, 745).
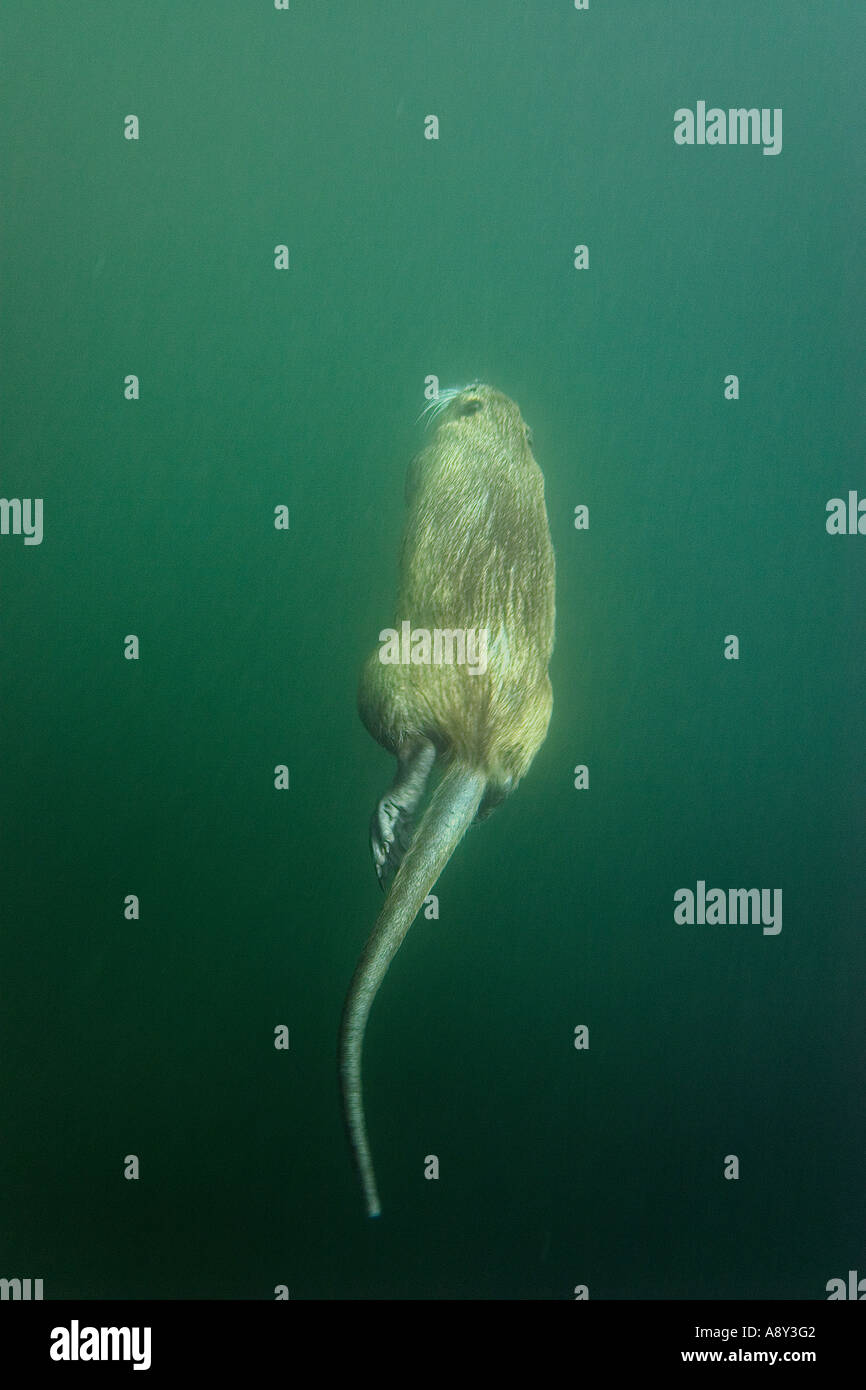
(459, 398, 482, 416)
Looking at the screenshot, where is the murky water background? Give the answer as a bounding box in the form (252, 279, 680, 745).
(1, 2, 862, 1298)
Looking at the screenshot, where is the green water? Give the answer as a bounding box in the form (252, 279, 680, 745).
(1, 2, 863, 1299)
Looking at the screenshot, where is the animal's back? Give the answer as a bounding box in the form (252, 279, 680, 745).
(359, 384, 555, 788)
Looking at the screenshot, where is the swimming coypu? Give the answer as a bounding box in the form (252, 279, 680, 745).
(339, 382, 555, 1216)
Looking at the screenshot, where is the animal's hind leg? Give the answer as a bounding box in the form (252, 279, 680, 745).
(370, 738, 436, 889)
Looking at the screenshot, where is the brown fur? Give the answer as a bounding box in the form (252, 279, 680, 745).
(359, 384, 555, 791)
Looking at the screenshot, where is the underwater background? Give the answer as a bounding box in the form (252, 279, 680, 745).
(1, 1, 863, 1299)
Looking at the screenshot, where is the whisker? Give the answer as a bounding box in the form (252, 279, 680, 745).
(415, 385, 465, 428)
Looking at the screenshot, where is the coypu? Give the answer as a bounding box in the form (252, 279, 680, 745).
(340, 383, 555, 1216)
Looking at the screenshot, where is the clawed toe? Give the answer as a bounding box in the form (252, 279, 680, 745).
(370, 796, 414, 889)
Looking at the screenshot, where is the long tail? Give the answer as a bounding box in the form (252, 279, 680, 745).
(339, 761, 486, 1217)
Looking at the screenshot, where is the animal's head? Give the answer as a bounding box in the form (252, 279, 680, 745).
(419, 383, 536, 464)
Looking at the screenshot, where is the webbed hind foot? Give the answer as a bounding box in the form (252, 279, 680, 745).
(370, 739, 436, 889)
